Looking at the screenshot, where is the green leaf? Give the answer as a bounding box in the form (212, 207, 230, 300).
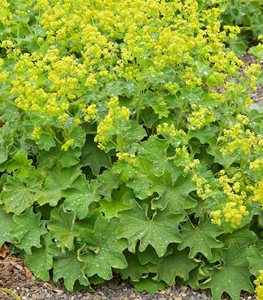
(222, 228, 257, 248)
(112, 160, 136, 182)
(105, 80, 135, 97)
(78, 216, 127, 280)
(119, 252, 149, 282)
(133, 278, 166, 294)
(179, 87, 205, 106)
(0, 129, 12, 164)
(97, 170, 120, 199)
(82, 137, 111, 175)
(152, 174, 197, 213)
(37, 148, 59, 171)
(36, 166, 81, 206)
(154, 247, 197, 285)
(63, 176, 101, 220)
(118, 202, 184, 256)
(99, 186, 133, 219)
(116, 120, 146, 151)
(47, 206, 77, 251)
(138, 136, 169, 176)
(53, 250, 89, 291)
(137, 246, 163, 265)
(11, 209, 47, 254)
(140, 93, 169, 117)
(6, 151, 34, 179)
(36, 133, 56, 151)
(207, 145, 237, 168)
(0, 205, 15, 246)
(24, 234, 55, 281)
(125, 162, 173, 200)
(0, 141, 9, 164)
(247, 242, 263, 277)
(140, 107, 159, 128)
(65, 126, 86, 149)
(228, 38, 247, 57)
(58, 148, 81, 168)
(202, 245, 254, 300)
(187, 263, 208, 290)
(1, 176, 42, 214)
(178, 218, 223, 260)
(126, 172, 155, 200)
(188, 125, 218, 145)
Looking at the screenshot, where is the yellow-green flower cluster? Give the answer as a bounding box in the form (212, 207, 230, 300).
(211, 171, 249, 228)
(244, 63, 261, 90)
(61, 139, 74, 151)
(248, 179, 263, 207)
(0, 0, 13, 25)
(223, 201, 248, 228)
(84, 104, 97, 122)
(94, 97, 130, 150)
(27, 0, 245, 91)
(157, 123, 186, 139)
(0, 0, 255, 139)
(192, 174, 212, 200)
(187, 105, 216, 130)
(223, 25, 241, 39)
(4, 47, 90, 125)
(210, 210, 222, 226)
(182, 67, 202, 87)
(255, 271, 263, 300)
(116, 152, 136, 165)
(174, 146, 200, 174)
(219, 120, 263, 156)
(250, 158, 263, 172)
(164, 82, 179, 95)
(31, 125, 42, 140)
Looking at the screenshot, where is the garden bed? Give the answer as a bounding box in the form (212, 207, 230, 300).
(0, 1, 263, 300)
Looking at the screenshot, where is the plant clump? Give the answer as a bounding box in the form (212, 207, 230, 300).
(0, 1, 262, 300)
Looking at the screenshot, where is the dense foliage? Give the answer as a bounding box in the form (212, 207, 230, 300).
(208, 0, 263, 55)
(0, 1, 263, 299)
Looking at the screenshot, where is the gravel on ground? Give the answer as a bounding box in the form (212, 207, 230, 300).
(0, 254, 256, 300)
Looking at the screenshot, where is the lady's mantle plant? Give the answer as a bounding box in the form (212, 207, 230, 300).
(0, 1, 262, 299)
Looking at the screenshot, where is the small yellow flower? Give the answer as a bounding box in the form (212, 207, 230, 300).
(61, 139, 74, 151)
(255, 270, 263, 300)
(31, 125, 41, 140)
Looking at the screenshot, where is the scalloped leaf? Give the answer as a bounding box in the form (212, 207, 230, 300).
(99, 186, 133, 219)
(133, 278, 166, 294)
(152, 174, 197, 213)
(247, 241, 263, 277)
(11, 209, 47, 254)
(47, 206, 77, 251)
(0, 205, 15, 246)
(118, 202, 184, 256)
(6, 151, 34, 179)
(1, 176, 42, 214)
(202, 245, 254, 300)
(178, 218, 223, 260)
(24, 234, 55, 281)
(36, 166, 81, 206)
(63, 176, 101, 220)
(53, 250, 89, 291)
(78, 216, 127, 280)
(119, 252, 150, 282)
(154, 247, 197, 285)
(81, 137, 111, 175)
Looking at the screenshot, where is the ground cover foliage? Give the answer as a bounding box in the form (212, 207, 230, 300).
(0, 0, 263, 299)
